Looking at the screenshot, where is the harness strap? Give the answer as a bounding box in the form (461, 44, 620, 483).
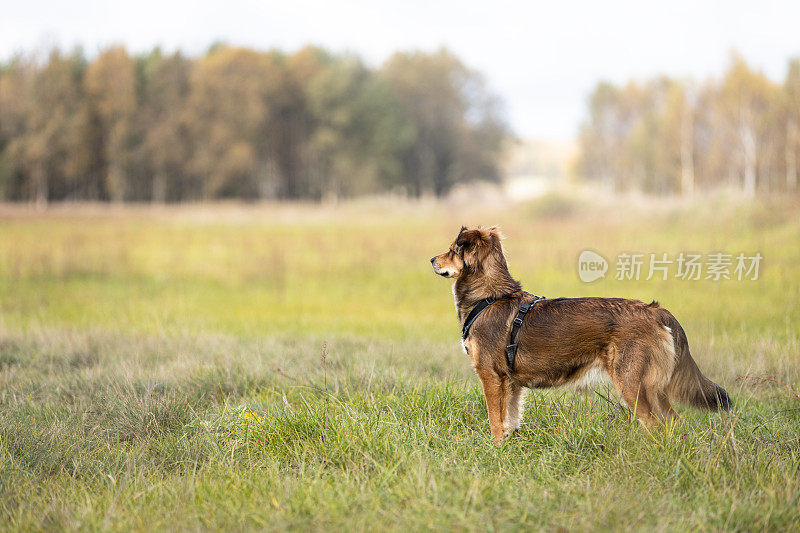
(461, 296, 497, 340)
(505, 296, 546, 370)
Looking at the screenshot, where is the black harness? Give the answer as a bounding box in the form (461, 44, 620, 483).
(461, 296, 499, 340)
(461, 293, 546, 371)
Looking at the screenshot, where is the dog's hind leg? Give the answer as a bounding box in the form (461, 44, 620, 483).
(621, 383, 657, 426)
(476, 368, 509, 445)
(640, 326, 681, 424)
(607, 345, 657, 426)
(654, 391, 680, 424)
(612, 364, 680, 425)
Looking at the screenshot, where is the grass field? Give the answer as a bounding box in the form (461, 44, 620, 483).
(1, 194, 799, 531)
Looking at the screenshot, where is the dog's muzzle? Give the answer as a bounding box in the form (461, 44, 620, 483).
(431, 261, 454, 277)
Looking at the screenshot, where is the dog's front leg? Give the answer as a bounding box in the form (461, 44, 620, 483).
(477, 368, 509, 445)
(504, 381, 527, 434)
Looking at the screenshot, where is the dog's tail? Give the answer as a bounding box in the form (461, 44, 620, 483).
(659, 309, 732, 411)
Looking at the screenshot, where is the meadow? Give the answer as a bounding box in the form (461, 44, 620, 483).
(0, 194, 799, 531)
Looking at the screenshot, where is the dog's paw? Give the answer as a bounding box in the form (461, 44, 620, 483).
(491, 427, 515, 446)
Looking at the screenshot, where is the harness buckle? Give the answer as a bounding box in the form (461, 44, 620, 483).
(513, 317, 524, 327)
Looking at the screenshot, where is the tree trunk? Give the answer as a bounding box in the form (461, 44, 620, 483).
(33, 164, 48, 209)
(787, 120, 798, 192)
(680, 103, 695, 199)
(432, 149, 452, 198)
(152, 172, 167, 203)
(740, 115, 757, 197)
(107, 164, 126, 202)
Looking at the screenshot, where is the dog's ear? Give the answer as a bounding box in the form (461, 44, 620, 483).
(485, 226, 505, 247)
(457, 227, 494, 269)
(457, 226, 503, 249)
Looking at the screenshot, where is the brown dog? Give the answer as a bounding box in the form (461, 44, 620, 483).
(431, 226, 731, 444)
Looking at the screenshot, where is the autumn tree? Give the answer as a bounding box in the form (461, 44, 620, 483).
(0, 44, 511, 202)
(712, 55, 777, 196)
(381, 49, 508, 197)
(135, 50, 191, 202)
(785, 59, 800, 192)
(306, 56, 412, 197)
(658, 80, 696, 197)
(0, 57, 29, 200)
(578, 82, 636, 192)
(84, 46, 138, 201)
(578, 55, 799, 196)
(185, 46, 278, 199)
(4, 50, 90, 205)
(267, 47, 327, 199)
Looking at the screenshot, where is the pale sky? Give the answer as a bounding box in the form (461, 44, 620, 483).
(2, 0, 799, 139)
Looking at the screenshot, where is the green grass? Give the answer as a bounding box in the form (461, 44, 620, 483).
(0, 196, 799, 531)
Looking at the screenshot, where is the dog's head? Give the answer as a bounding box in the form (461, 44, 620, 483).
(430, 226, 505, 278)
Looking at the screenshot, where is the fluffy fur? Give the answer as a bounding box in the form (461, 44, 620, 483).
(431, 226, 731, 445)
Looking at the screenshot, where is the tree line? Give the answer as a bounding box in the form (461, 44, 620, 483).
(577, 54, 800, 196)
(0, 45, 508, 204)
